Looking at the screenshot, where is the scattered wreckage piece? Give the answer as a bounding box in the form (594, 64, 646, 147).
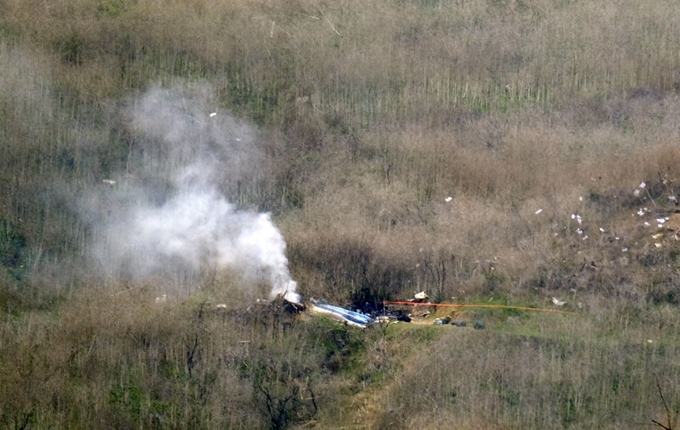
(375, 315, 392, 324)
(414, 291, 429, 301)
(309, 301, 375, 329)
(372, 313, 411, 325)
(395, 313, 411, 322)
(231, 296, 304, 328)
(433, 316, 452, 325)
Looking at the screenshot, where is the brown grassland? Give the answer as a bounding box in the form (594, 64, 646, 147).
(2, 0, 680, 428)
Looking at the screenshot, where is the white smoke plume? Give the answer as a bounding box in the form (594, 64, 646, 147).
(88, 84, 300, 303)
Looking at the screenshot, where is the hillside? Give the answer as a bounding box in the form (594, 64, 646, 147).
(1, 0, 680, 428)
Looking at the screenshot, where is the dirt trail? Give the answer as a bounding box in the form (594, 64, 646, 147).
(340, 320, 462, 429)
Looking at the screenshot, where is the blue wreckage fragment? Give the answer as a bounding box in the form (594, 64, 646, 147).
(309, 301, 374, 328)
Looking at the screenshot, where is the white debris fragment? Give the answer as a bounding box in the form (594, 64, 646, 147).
(637, 209, 645, 216)
(582, 235, 588, 240)
(579, 196, 583, 202)
(655, 243, 663, 248)
(576, 215, 582, 225)
(445, 196, 453, 203)
(210, 112, 217, 117)
(599, 227, 605, 232)
(639, 182, 646, 189)
(103, 179, 116, 185)
(551, 297, 566, 306)
(658, 224, 663, 228)
(615, 237, 620, 240)
(670, 196, 678, 202)
(622, 247, 628, 252)
(656, 218, 665, 224)
(215, 303, 227, 309)
(414, 291, 429, 300)
(571, 214, 576, 219)
(576, 228, 583, 235)
(647, 339, 653, 343)
(644, 222, 651, 227)
(633, 189, 641, 197)
(535, 208, 543, 214)
(155, 294, 167, 304)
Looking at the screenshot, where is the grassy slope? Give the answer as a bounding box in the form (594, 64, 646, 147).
(364, 304, 680, 430)
(1, 0, 680, 428)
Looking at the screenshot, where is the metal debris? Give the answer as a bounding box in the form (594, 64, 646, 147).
(309, 300, 374, 328)
(414, 291, 429, 300)
(551, 297, 566, 306)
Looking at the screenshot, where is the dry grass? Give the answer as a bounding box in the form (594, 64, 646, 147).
(368, 303, 680, 430)
(0, 283, 361, 429)
(2, 0, 680, 428)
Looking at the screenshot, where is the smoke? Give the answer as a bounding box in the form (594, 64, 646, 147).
(88, 84, 300, 303)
